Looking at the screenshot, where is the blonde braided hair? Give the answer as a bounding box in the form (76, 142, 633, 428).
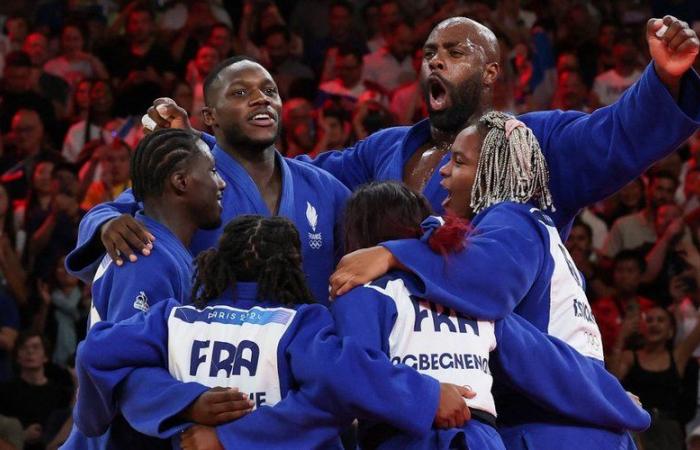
(470, 111, 554, 214)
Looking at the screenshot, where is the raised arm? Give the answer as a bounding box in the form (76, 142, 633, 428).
(523, 17, 700, 229)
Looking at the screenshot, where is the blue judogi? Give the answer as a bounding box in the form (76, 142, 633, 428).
(382, 204, 643, 448)
(76, 282, 441, 449)
(290, 64, 700, 235)
(329, 267, 648, 449)
(66, 151, 348, 305)
(62, 212, 193, 450)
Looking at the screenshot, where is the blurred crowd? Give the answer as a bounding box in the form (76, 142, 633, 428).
(0, 0, 699, 449)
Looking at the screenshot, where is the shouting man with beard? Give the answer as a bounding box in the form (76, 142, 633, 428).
(94, 16, 699, 273)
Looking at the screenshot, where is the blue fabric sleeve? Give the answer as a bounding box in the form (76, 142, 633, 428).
(215, 390, 344, 450)
(65, 189, 140, 282)
(295, 127, 407, 190)
(98, 256, 179, 323)
(74, 299, 176, 436)
(493, 314, 650, 431)
(118, 367, 208, 438)
(382, 204, 544, 320)
(331, 285, 397, 355)
(215, 305, 439, 449)
(522, 64, 700, 228)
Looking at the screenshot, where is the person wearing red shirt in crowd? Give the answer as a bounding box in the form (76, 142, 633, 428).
(593, 249, 656, 356)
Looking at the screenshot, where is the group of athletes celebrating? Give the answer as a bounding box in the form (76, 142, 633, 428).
(57, 13, 700, 450)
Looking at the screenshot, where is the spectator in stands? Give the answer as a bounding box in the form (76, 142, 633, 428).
(28, 166, 83, 279)
(602, 177, 647, 226)
(317, 45, 368, 112)
(37, 256, 82, 368)
(21, 33, 70, 121)
(593, 250, 655, 355)
(314, 106, 351, 154)
(240, 0, 303, 68)
(66, 79, 91, 126)
(170, 80, 194, 120)
(80, 140, 131, 211)
(595, 21, 619, 74)
(282, 97, 316, 157)
(61, 79, 114, 164)
(0, 274, 19, 382)
(206, 22, 236, 60)
(642, 203, 700, 303)
(605, 172, 678, 258)
(362, 21, 415, 95)
(566, 219, 608, 300)
(168, 0, 218, 70)
(1, 109, 57, 201)
(0, 180, 25, 288)
(0, 52, 56, 140)
(551, 69, 593, 111)
(186, 45, 220, 128)
(367, 0, 404, 52)
(102, 5, 175, 88)
(43, 23, 108, 90)
(592, 33, 643, 106)
(612, 306, 700, 450)
(306, 1, 368, 74)
(262, 25, 314, 99)
(0, 332, 71, 450)
(390, 48, 428, 125)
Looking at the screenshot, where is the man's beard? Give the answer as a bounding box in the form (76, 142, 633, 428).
(423, 72, 483, 133)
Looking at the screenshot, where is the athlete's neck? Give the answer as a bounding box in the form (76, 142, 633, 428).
(143, 200, 198, 249)
(429, 107, 485, 147)
(217, 137, 282, 214)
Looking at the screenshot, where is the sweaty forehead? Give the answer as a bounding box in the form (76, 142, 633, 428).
(426, 19, 498, 60)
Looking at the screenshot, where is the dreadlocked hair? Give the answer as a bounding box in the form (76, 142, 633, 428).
(470, 111, 553, 215)
(191, 215, 314, 308)
(130, 128, 204, 202)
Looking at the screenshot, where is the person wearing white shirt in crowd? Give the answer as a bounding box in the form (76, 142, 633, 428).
(592, 34, 642, 106)
(362, 22, 415, 95)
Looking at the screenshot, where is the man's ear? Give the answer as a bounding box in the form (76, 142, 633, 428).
(482, 62, 500, 86)
(169, 170, 188, 195)
(202, 106, 216, 128)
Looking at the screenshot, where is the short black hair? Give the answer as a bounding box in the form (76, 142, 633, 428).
(262, 24, 290, 43)
(203, 55, 259, 106)
(571, 218, 592, 240)
(614, 249, 646, 273)
(130, 128, 204, 202)
(336, 43, 364, 63)
(649, 170, 679, 189)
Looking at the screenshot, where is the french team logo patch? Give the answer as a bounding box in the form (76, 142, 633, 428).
(306, 202, 323, 249)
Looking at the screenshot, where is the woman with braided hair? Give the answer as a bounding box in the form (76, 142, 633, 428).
(76, 215, 476, 449)
(331, 112, 650, 449)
